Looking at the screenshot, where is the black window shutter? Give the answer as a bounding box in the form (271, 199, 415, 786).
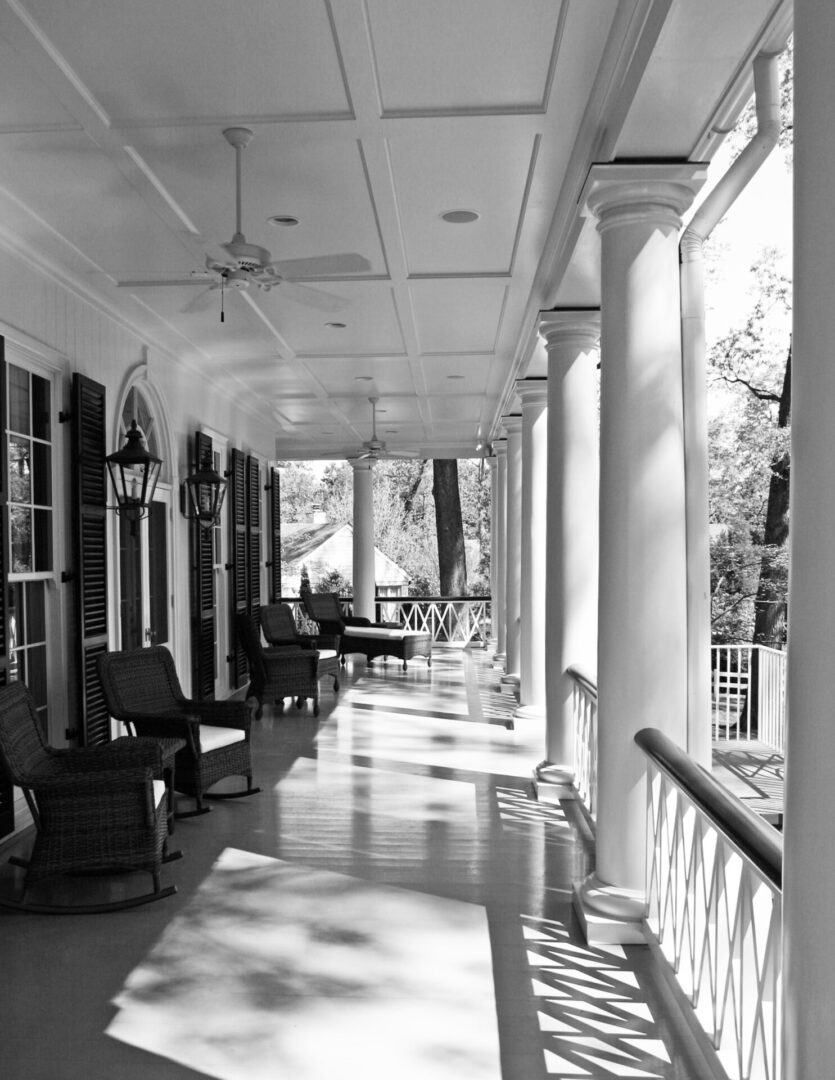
(247, 455, 262, 619)
(0, 338, 12, 838)
(228, 447, 248, 688)
(268, 466, 281, 602)
(190, 431, 216, 700)
(71, 373, 110, 747)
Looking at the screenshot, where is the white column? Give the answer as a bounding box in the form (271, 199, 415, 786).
(351, 458, 375, 620)
(574, 164, 705, 943)
(534, 312, 600, 794)
(515, 379, 549, 721)
(501, 416, 523, 687)
(493, 440, 508, 663)
(487, 455, 499, 647)
(783, 6, 835, 1075)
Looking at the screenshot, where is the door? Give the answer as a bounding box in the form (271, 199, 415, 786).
(119, 488, 172, 650)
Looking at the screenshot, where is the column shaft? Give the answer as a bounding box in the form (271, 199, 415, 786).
(502, 417, 523, 682)
(539, 314, 600, 779)
(352, 460, 375, 620)
(783, 5, 835, 1075)
(493, 444, 508, 659)
(516, 380, 549, 716)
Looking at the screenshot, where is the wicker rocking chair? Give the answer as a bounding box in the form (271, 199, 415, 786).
(0, 681, 178, 913)
(236, 613, 333, 718)
(98, 646, 260, 817)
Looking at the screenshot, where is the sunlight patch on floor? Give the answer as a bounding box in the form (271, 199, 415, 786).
(277, 758, 477, 824)
(107, 848, 501, 1080)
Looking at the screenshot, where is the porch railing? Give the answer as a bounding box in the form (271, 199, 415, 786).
(711, 644, 786, 751)
(636, 727, 783, 1080)
(567, 665, 598, 818)
(279, 595, 491, 647)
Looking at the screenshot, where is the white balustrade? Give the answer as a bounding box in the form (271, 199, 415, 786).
(640, 733, 783, 1080)
(711, 644, 786, 750)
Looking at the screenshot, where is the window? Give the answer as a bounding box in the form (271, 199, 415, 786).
(7, 363, 53, 734)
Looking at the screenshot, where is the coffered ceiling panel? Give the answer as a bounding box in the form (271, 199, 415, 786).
(275, 284, 405, 357)
(17, 0, 350, 124)
(387, 126, 538, 275)
(409, 280, 507, 355)
(366, 0, 564, 113)
(301, 356, 417, 398)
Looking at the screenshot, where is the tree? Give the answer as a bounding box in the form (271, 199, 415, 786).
(707, 251, 791, 643)
(433, 458, 467, 595)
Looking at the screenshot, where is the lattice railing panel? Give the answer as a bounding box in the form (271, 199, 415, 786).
(645, 763, 782, 1080)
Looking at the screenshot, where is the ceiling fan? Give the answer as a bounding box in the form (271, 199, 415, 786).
(355, 397, 421, 461)
(119, 126, 370, 317)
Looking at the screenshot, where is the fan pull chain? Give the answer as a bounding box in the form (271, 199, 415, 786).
(220, 276, 225, 323)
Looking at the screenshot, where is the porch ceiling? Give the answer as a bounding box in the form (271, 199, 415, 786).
(0, 0, 790, 459)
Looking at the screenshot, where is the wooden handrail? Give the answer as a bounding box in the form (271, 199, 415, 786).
(635, 726, 782, 889)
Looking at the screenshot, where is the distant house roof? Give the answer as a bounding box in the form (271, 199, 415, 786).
(281, 522, 344, 563)
(281, 521, 410, 587)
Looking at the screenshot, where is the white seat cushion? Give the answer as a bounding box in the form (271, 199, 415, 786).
(199, 725, 247, 752)
(153, 779, 167, 808)
(343, 626, 409, 641)
(317, 649, 338, 661)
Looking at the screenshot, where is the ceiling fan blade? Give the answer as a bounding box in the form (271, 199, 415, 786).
(273, 280, 348, 313)
(181, 285, 219, 314)
(117, 275, 214, 288)
(268, 253, 371, 278)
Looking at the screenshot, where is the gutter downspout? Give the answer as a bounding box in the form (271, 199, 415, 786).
(680, 52, 781, 767)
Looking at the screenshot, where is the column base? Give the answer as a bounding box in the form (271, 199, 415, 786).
(500, 673, 520, 698)
(532, 760, 575, 804)
(492, 651, 506, 671)
(573, 874, 648, 946)
(513, 703, 545, 721)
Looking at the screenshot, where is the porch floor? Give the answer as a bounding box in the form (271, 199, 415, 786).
(1, 648, 714, 1080)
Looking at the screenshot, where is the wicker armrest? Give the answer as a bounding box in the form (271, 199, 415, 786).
(344, 615, 372, 627)
(53, 736, 166, 775)
(32, 765, 154, 795)
(177, 700, 252, 730)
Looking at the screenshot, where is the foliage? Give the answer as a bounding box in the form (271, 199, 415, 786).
(707, 250, 792, 642)
(279, 456, 491, 596)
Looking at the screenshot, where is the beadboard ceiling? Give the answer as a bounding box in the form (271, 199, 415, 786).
(0, 0, 791, 459)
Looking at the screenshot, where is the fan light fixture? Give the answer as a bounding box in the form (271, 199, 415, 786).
(182, 454, 228, 530)
(106, 421, 163, 536)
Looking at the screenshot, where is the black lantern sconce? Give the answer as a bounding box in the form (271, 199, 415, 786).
(182, 454, 227, 529)
(105, 420, 163, 536)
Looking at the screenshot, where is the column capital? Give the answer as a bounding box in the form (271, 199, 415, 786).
(538, 309, 600, 352)
(515, 377, 548, 410)
(501, 414, 523, 438)
(350, 456, 375, 472)
(581, 162, 708, 233)
(493, 437, 507, 460)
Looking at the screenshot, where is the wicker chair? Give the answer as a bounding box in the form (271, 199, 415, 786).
(236, 613, 330, 718)
(301, 591, 432, 671)
(98, 645, 260, 817)
(260, 603, 340, 693)
(0, 680, 177, 913)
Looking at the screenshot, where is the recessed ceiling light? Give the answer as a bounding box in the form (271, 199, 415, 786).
(355, 376, 373, 381)
(325, 321, 347, 329)
(384, 429, 398, 434)
(440, 209, 480, 224)
(268, 214, 299, 227)
(447, 374, 465, 380)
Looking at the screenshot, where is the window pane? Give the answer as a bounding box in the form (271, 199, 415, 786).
(25, 580, 45, 643)
(9, 436, 31, 503)
(32, 375, 50, 441)
(32, 442, 51, 506)
(11, 507, 32, 573)
(8, 365, 29, 435)
(26, 643, 47, 711)
(34, 509, 52, 572)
